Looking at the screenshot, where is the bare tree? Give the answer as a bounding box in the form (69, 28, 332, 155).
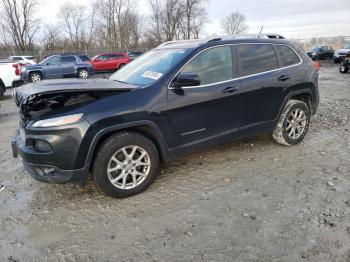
(0, 0, 39, 52)
(182, 0, 207, 39)
(221, 12, 248, 35)
(59, 3, 86, 49)
(41, 24, 61, 51)
(162, 0, 183, 41)
(148, 0, 163, 44)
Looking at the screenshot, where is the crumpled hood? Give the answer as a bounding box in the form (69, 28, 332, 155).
(13, 78, 139, 106)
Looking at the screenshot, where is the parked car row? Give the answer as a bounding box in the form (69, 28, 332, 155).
(306, 44, 350, 63)
(5, 51, 145, 83)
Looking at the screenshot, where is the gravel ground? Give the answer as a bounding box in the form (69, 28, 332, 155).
(0, 63, 349, 262)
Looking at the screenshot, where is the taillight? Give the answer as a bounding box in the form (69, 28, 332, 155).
(12, 64, 20, 75)
(313, 61, 320, 71)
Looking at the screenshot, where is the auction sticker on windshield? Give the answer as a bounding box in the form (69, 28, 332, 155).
(142, 71, 163, 80)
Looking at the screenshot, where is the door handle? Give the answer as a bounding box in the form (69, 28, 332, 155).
(221, 85, 239, 93)
(278, 75, 290, 81)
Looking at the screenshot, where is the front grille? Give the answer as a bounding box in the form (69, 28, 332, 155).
(339, 52, 348, 56)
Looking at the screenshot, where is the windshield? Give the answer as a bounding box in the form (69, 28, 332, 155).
(311, 47, 321, 51)
(109, 48, 192, 86)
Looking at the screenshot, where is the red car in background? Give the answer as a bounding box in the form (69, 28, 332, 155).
(91, 52, 131, 71)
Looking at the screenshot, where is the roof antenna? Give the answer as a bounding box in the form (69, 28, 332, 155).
(258, 25, 264, 38)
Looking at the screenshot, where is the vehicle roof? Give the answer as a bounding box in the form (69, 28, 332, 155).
(156, 37, 295, 50)
(95, 52, 128, 56)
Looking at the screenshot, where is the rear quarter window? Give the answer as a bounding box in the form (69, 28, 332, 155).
(237, 44, 278, 76)
(274, 45, 301, 67)
(79, 55, 91, 62)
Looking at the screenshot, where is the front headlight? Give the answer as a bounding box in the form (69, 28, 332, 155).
(32, 113, 83, 128)
(312, 52, 317, 56)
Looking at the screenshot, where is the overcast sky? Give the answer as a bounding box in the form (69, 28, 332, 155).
(39, 0, 350, 39)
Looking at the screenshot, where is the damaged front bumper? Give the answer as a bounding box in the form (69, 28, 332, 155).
(11, 126, 89, 186)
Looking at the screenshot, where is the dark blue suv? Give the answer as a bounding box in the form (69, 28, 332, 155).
(20, 54, 95, 82)
(12, 35, 319, 198)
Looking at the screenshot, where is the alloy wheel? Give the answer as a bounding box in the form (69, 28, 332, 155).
(31, 73, 41, 82)
(79, 70, 89, 79)
(285, 108, 307, 140)
(107, 145, 151, 190)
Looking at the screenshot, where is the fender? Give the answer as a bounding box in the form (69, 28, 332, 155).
(83, 120, 172, 173)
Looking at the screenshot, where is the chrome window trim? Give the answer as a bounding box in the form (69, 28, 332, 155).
(168, 43, 303, 90)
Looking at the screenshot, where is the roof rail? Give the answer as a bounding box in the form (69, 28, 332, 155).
(157, 39, 203, 48)
(207, 33, 285, 42)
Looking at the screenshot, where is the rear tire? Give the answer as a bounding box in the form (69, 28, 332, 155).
(340, 65, 349, 73)
(272, 99, 310, 146)
(92, 132, 160, 198)
(78, 69, 89, 79)
(29, 72, 42, 82)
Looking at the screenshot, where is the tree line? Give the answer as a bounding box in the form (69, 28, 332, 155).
(0, 0, 249, 53)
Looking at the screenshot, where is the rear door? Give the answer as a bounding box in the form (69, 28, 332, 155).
(106, 54, 120, 70)
(236, 43, 286, 130)
(61, 56, 77, 76)
(166, 45, 242, 147)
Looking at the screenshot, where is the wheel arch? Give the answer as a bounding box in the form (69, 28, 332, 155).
(277, 88, 314, 123)
(28, 70, 43, 79)
(85, 121, 170, 173)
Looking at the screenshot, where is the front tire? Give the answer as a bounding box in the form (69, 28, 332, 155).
(29, 72, 42, 82)
(118, 63, 126, 70)
(78, 69, 89, 79)
(92, 132, 160, 198)
(272, 99, 310, 146)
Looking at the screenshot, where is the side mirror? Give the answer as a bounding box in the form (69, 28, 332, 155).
(172, 73, 201, 88)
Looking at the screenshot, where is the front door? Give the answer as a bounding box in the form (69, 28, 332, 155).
(165, 45, 241, 148)
(44, 56, 62, 78)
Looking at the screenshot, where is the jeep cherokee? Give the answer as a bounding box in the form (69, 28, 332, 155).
(11, 35, 320, 198)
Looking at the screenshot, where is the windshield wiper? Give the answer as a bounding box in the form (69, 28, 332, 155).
(113, 79, 129, 84)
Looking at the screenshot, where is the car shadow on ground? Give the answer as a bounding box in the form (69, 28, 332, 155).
(28, 134, 275, 208)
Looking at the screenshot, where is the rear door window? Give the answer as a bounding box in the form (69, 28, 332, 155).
(61, 56, 76, 63)
(237, 44, 279, 76)
(274, 45, 301, 67)
(79, 55, 90, 62)
(109, 54, 123, 59)
(180, 46, 234, 85)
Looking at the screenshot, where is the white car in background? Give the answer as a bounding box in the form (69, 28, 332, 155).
(333, 44, 350, 63)
(0, 61, 22, 97)
(9, 55, 37, 65)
